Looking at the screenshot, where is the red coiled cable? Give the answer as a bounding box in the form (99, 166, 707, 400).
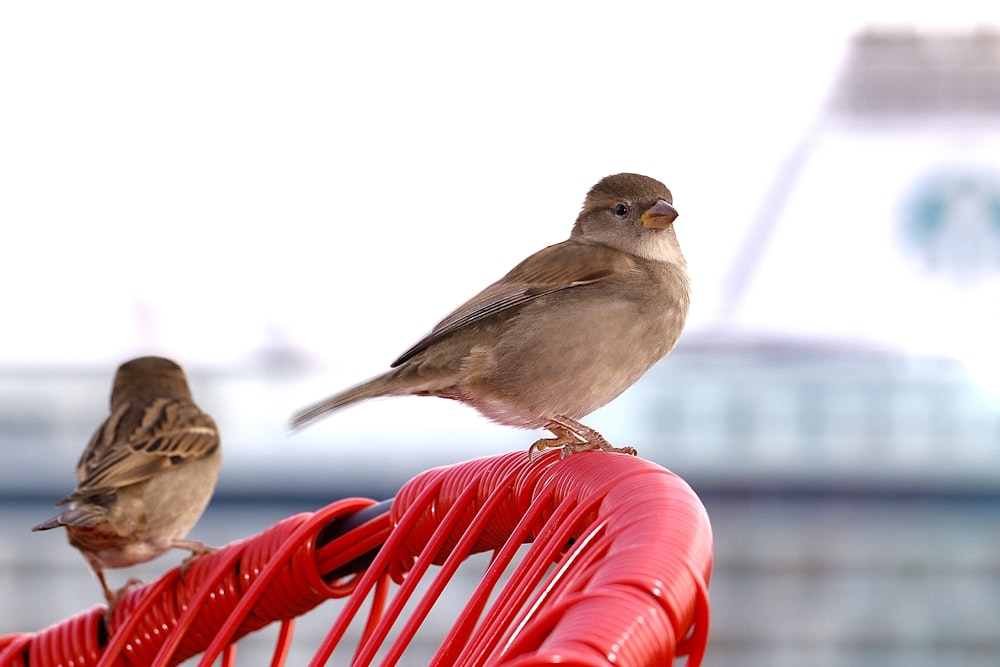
(1, 450, 712, 666)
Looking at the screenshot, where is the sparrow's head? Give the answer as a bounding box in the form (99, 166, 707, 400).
(572, 173, 683, 263)
(111, 356, 192, 408)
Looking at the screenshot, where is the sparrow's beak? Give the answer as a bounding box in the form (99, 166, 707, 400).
(641, 199, 679, 229)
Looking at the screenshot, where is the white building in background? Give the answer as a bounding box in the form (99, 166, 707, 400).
(722, 27, 1000, 364)
(616, 27, 1000, 486)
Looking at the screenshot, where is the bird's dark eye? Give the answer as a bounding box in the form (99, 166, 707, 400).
(614, 203, 629, 217)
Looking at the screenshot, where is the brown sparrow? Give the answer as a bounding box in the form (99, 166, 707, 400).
(291, 173, 689, 457)
(33, 356, 221, 604)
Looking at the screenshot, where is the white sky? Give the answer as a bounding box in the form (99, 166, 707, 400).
(0, 2, 994, 370)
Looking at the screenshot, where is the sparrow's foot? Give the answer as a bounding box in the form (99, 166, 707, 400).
(105, 577, 144, 609)
(175, 540, 217, 578)
(175, 539, 216, 557)
(529, 430, 580, 460)
(529, 415, 638, 460)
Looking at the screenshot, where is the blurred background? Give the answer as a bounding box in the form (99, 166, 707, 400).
(2, 2, 999, 665)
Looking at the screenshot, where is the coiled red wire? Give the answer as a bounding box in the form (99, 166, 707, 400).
(0, 450, 712, 666)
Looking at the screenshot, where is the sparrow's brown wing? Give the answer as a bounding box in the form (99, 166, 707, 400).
(392, 241, 636, 366)
(59, 397, 219, 504)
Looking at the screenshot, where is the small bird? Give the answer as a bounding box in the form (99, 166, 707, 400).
(291, 173, 689, 457)
(33, 356, 221, 605)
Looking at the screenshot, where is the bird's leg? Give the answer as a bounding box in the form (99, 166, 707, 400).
(81, 552, 119, 606)
(112, 578, 145, 603)
(530, 415, 637, 460)
(93, 565, 117, 606)
(175, 539, 217, 578)
(174, 538, 216, 556)
(87, 558, 140, 608)
(529, 421, 584, 460)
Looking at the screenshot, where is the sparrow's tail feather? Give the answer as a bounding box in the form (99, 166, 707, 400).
(31, 516, 62, 532)
(32, 505, 107, 531)
(289, 373, 402, 431)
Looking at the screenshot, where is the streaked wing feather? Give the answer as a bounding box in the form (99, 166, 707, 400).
(392, 242, 624, 366)
(64, 398, 218, 502)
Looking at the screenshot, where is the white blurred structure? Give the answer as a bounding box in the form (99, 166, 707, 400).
(4, 28, 1000, 497)
(639, 27, 1000, 486)
(720, 27, 1000, 358)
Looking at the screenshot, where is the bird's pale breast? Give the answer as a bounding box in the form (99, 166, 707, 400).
(457, 260, 688, 427)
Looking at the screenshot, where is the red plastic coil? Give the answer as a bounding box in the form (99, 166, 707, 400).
(0, 450, 712, 666)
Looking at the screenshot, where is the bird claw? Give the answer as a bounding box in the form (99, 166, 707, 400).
(528, 415, 638, 460)
(178, 543, 217, 579)
(103, 577, 144, 608)
(557, 441, 638, 459)
(527, 440, 547, 461)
